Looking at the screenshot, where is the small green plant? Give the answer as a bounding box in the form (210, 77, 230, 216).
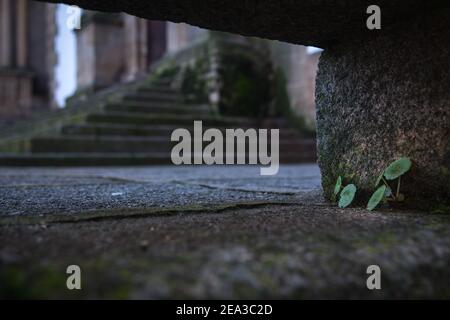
(339, 184, 357, 208)
(368, 157, 412, 211)
(332, 176, 357, 208)
(333, 176, 357, 208)
(367, 185, 386, 211)
(332, 176, 342, 203)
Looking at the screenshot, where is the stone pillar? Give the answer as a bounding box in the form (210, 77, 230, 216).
(26, 1, 57, 109)
(16, 0, 27, 68)
(316, 8, 450, 209)
(0, 1, 57, 121)
(147, 21, 167, 65)
(76, 11, 124, 91)
(45, 3, 58, 109)
(0, 0, 33, 120)
(0, 0, 12, 67)
(123, 15, 148, 81)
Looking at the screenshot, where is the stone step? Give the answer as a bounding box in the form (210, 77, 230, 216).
(0, 151, 316, 166)
(136, 86, 177, 95)
(30, 135, 317, 154)
(61, 124, 304, 139)
(122, 92, 183, 103)
(148, 78, 173, 86)
(86, 112, 258, 127)
(103, 102, 211, 115)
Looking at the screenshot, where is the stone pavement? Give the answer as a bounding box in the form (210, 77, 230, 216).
(1, 164, 450, 299)
(0, 164, 321, 216)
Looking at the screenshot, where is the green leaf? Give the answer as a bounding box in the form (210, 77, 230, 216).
(367, 185, 387, 211)
(338, 184, 357, 208)
(384, 157, 412, 180)
(333, 176, 342, 196)
(375, 171, 384, 187)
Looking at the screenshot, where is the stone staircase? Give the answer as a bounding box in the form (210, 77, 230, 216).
(0, 80, 316, 166)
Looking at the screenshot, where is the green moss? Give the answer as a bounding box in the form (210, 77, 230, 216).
(0, 259, 135, 299)
(0, 264, 72, 299)
(151, 63, 180, 82)
(0, 138, 30, 153)
(181, 61, 208, 104)
(218, 52, 272, 117)
(431, 205, 450, 214)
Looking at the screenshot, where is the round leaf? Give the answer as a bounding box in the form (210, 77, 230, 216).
(384, 157, 411, 180)
(333, 176, 342, 196)
(338, 184, 357, 208)
(367, 185, 387, 211)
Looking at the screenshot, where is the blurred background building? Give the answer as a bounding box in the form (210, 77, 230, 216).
(74, 11, 320, 127)
(0, 3, 321, 165)
(0, 0, 57, 123)
(0, 3, 320, 126)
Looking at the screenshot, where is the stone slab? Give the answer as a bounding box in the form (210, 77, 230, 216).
(0, 164, 449, 299)
(1, 200, 449, 299)
(0, 164, 320, 216)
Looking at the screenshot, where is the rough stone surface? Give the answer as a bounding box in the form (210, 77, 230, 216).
(1, 165, 450, 299)
(36, 0, 449, 48)
(316, 8, 450, 208)
(0, 164, 321, 216)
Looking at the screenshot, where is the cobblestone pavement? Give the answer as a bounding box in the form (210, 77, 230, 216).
(1, 164, 449, 299)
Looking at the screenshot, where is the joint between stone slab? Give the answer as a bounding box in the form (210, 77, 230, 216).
(0, 201, 312, 226)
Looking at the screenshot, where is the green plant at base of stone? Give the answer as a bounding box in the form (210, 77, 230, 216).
(384, 157, 412, 180)
(338, 184, 357, 208)
(332, 176, 342, 203)
(368, 157, 412, 211)
(367, 185, 387, 211)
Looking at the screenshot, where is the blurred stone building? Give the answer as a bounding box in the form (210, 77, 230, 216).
(0, 0, 57, 123)
(0, 6, 319, 126)
(75, 12, 168, 91)
(76, 11, 320, 126)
